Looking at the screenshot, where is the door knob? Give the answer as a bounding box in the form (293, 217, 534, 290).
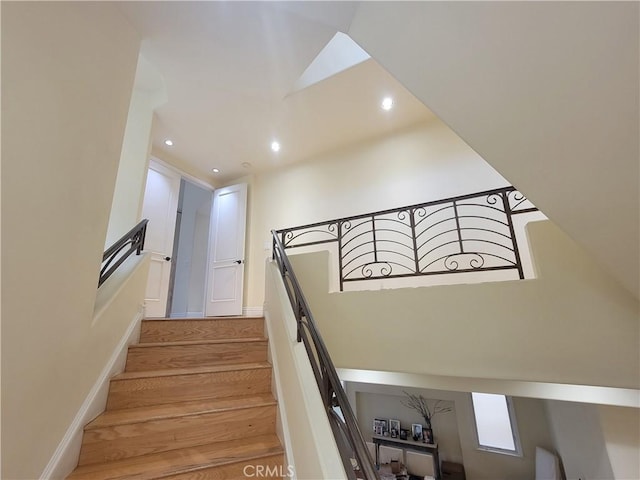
(235, 260, 243, 264)
(164, 256, 171, 261)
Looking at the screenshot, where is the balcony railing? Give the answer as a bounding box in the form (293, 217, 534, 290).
(272, 231, 379, 480)
(276, 187, 537, 290)
(99, 219, 148, 287)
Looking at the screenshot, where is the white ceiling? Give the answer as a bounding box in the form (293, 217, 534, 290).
(118, 2, 638, 297)
(118, 2, 434, 183)
(348, 1, 639, 297)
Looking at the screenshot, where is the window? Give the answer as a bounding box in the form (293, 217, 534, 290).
(471, 392, 521, 456)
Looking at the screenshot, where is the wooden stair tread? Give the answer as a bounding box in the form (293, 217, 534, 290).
(86, 394, 277, 429)
(129, 337, 267, 348)
(68, 316, 282, 478)
(143, 316, 263, 321)
(139, 317, 265, 343)
(67, 434, 283, 480)
(113, 362, 271, 381)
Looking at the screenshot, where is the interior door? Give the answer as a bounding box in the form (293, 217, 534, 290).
(205, 183, 247, 316)
(141, 161, 181, 318)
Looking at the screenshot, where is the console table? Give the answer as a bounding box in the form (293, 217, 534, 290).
(372, 434, 441, 479)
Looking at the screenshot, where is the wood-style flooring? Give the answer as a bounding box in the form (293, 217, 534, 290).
(67, 317, 284, 479)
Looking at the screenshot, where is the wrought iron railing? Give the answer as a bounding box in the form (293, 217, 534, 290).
(99, 219, 148, 287)
(276, 187, 537, 290)
(272, 231, 379, 480)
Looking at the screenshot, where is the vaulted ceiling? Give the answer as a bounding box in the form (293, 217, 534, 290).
(119, 2, 638, 297)
(118, 2, 434, 183)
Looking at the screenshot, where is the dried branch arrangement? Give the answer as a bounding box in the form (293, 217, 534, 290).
(402, 391, 452, 429)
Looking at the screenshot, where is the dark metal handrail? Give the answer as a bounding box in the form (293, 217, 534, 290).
(99, 219, 149, 287)
(277, 186, 537, 290)
(272, 231, 379, 480)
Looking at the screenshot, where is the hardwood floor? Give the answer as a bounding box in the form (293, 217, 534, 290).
(67, 317, 284, 479)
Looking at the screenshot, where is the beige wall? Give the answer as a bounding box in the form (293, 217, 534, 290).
(598, 405, 640, 480)
(105, 55, 166, 247)
(264, 261, 347, 480)
(289, 220, 639, 389)
(2, 3, 140, 478)
(349, 2, 639, 297)
(245, 119, 510, 309)
(351, 383, 555, 480)
(545, 400, 615, 480)
(355, 389, 463, 464)
(546, 401, 640, 480)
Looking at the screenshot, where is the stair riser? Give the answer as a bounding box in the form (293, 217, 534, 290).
(66, 435, 284, 479)
(161, 454, 286, 480)
(106, 368, 272, 410)
(140, 319, 264, 343)
(125, 342, 268, 372)
(78, 405, 277, 466)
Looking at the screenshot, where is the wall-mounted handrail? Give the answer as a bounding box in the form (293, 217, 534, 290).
(271, 231, 379, 480)
(99, 219, 149, 287)
(276, 186, 537, 290)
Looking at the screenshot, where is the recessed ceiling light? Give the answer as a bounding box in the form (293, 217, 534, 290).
(211, 168, 220, 173)
(271, 141, 281, 152)
(164, 139, 174, 146)
(381, 97, 394, 111)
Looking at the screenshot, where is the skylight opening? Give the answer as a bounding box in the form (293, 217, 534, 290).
(291, 32, 371, 93)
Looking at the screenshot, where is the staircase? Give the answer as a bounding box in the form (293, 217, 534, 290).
(67, 317, 285, 479)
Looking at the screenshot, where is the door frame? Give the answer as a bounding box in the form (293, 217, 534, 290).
(204, 182, 248, 317)
(145, 157, 216, 317)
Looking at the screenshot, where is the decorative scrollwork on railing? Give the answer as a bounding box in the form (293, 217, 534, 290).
(99, 219, 148, 287)
(281, 221, 339, 248)
(276, 186, 537, 290)
(361, 261, 393, 278)
(507, 189, 536, 213)
(486, 191, 503, 207)
(444, 252, 486, 271)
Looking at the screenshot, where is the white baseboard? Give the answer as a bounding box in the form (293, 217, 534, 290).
(243, 306, 264, 317)
(40, 308, 144, 479)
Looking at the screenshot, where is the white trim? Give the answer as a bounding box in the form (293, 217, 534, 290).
(40, 309, 144, 480)
(243, 306, 264, 317)
(149, 156, 215, 191)
(335, 368, 640, 408)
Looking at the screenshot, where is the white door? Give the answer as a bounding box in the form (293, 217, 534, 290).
(205, 183, 247, 316)
(141, 161, 181, 318)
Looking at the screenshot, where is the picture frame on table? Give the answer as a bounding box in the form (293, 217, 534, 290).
(389, 419, 401, 438)
(373, 418, 388, 435)
(411, 423, 423, 441)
